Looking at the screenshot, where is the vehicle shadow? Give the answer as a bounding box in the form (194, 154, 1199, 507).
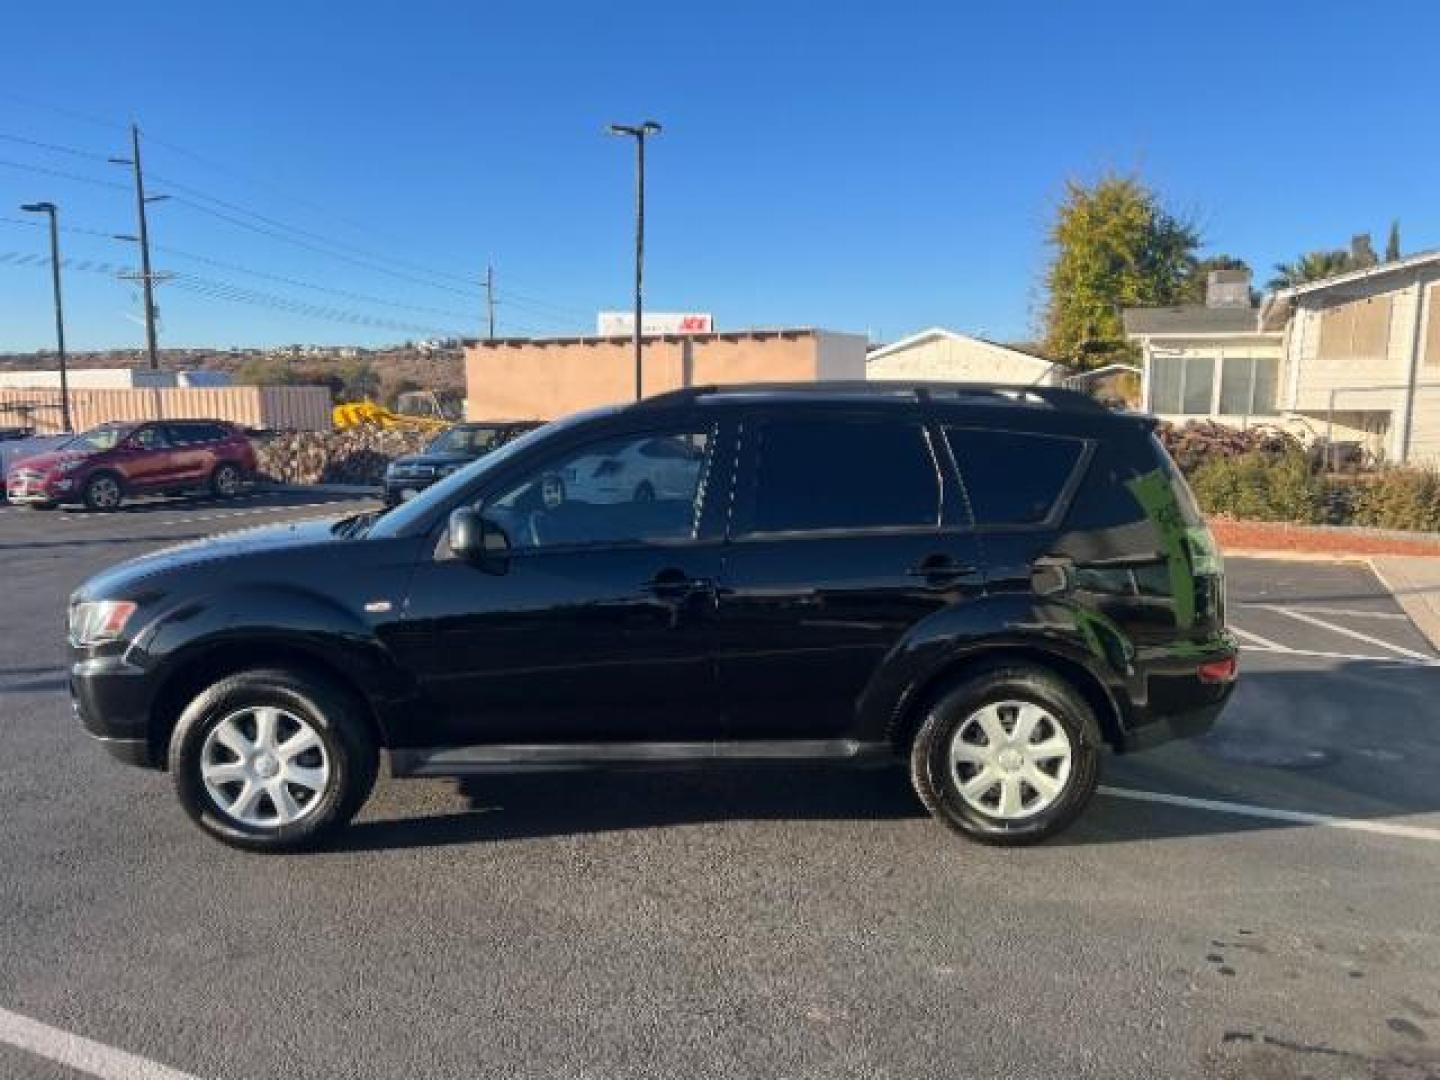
(336, 659, 1440, 852)
(335, 765, 927, 851)
(53, 488, 374, 516)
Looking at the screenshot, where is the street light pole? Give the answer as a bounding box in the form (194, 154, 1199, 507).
(607, 120, 661, 401)
(20, 201, 72, 432)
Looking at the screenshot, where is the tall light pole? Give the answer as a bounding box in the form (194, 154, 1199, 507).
(109, 123, 168, 370)
(607, 120, 661, 401)
(20, 201, 72, 433)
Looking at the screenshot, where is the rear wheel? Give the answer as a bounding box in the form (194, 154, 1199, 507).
(210, 462, 243, 498)
(82, 472, 123, 511)
(910, 664, 1100, 845)
(169, 668, 378, 852)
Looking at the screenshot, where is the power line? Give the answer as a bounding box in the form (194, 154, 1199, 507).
(0, 132, 113, 163)
(0, 157, 129, 192)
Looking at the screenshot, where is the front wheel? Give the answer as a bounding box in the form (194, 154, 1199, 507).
(169, 668, 378, 852)
(82, 473, 123, 511)
(910, 664, 1100, 846)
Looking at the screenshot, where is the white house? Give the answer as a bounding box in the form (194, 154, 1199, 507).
(867, 328, 1066, 386)
(1125, 256, 1440, 466)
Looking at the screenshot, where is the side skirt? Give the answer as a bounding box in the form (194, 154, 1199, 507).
(389, 740, 893, 778)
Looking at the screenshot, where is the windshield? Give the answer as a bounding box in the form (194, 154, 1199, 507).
(368, 408, 618, 538)
(62, 423, 134, 452)
(426, 425, 501, 456)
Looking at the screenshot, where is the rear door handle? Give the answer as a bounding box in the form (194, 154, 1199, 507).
(906, 556, 978, 581)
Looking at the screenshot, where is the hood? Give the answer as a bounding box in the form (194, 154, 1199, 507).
(76, 516, 347, 599)
(8, 447, 93, 475)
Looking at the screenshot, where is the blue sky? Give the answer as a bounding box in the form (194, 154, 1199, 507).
(1, 0, 1436, 351)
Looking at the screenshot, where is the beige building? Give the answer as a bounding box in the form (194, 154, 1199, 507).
(866, 328, 1065, 385)
(463, 328, 867, 421)
(1125, 257, 1440, 465)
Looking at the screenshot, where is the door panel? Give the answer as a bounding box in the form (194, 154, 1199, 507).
(391, 545, 724, 744)
(715, 533, 980, 738)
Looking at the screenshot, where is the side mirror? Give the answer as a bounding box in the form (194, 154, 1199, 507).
(449, 508, 510, 571)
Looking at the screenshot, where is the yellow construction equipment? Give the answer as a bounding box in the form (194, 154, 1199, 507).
(332, 401, 449, 431)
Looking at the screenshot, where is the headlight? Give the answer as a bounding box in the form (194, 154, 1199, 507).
(439, 463, 463, 477)
(56, 458, 88, 474)
(69, 600, 138, 646)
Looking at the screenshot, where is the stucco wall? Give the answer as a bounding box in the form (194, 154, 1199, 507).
(0, 385, 333, 434)
(464, 332, 830, 421)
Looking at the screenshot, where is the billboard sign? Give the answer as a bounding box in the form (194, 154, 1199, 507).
(597, 312, 713, 336)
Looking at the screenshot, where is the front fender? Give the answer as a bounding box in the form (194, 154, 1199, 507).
(854, 592, 1133, 743)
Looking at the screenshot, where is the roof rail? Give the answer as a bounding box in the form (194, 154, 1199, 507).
(633, 381, 1109, 413)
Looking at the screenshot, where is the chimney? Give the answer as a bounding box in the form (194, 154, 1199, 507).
(1206, 268, 1252, 309)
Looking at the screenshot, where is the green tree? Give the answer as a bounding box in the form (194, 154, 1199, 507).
(1042, 174, 1200, 368)
(1386, 220, 1402, 262)
(1266, 250, 1354, 290)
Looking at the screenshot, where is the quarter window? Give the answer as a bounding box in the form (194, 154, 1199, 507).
(487, 430, 710, 550)
(746, 417, 940, 534)
(945, 428, 1085, 526)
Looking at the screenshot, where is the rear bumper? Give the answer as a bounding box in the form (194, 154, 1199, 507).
(70, 653, 158, 768)
(1114, 639, 1238, 753)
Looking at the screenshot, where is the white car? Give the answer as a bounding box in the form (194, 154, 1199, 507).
(559, 434, 704, 505)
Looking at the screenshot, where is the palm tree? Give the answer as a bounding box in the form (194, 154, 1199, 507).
(1267, 250, 1354, 291)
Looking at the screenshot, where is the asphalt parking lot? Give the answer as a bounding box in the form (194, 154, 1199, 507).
(2, 491, 1438, 1080)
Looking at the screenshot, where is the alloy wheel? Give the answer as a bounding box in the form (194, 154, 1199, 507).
(948, 700, 1073, 820)
(88, 476, 120, 509)
(200, 706, 332, 828)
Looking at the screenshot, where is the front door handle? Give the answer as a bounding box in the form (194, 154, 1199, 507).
(906, 555, 978, 582)
(644, 569, 714, 599)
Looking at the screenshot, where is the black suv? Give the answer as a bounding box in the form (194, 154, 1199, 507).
(70, 383, 1236, 851)
(383, 420, 540, 506)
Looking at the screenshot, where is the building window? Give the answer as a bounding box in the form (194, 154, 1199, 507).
(1319, 297, 1393, 360)
(1218, 357, 1280, 416)
(1150, 355, 1214, 414)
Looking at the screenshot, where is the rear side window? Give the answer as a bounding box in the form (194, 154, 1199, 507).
(945, 428, 1085, 526)
(746, 417, 940, 534)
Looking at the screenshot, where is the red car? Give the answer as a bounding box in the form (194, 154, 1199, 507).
(5, 419, 258, 511)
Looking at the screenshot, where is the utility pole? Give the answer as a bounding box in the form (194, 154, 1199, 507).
(485, 264, 495, 340)
(109, 124, 168, 370)
(607, 120, 662, 401)
(19, 201, 71, 432)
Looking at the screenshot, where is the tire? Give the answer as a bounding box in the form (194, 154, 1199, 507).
(633, 480, 655, 502)
(909, 663, 1100, 846)
(210, 462, 243, 499)
(168, 667, 378, 852)
(82, 472, 123, 511)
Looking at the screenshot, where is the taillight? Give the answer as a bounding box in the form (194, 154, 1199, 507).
(1197, 656, 1237, 684)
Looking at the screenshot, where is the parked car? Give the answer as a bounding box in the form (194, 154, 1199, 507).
(6, 419, 257, 510)
(383, 420, 540, 506)
(69, 382, 1236, 851)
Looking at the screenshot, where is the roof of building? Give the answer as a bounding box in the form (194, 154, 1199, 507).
(462, 327, 841, 348)
(1121, 305, 1267, 337)
(1269, 248, 1440, 300)
(865, 327, 1062, 367)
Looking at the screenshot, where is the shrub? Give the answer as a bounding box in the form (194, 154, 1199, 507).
(1351, 469, 1440, 532)
(1188, 449, 1327, 524)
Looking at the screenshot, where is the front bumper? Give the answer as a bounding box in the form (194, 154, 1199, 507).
(70, 653, 157, 768)
(6, 475, 73, 503)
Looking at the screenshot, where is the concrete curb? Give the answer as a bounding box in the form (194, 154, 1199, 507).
(1368, 557, 1440, 652)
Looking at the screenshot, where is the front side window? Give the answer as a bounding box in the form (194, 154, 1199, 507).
(745, 417, 940, 534)
(945, 428, 1085, 526)
(131, 426, 169, 450)
(486, 429, 711, 550)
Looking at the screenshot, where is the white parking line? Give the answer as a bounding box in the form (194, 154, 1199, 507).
(0, 1007, 202, 1080)
(1099, 786, 1440, 843)
(1258, 605, 1436, 662)
(1230, 625, 1292, 652)
(1238, 642, 1440, 666)
(1237, 602, 1409, 622)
